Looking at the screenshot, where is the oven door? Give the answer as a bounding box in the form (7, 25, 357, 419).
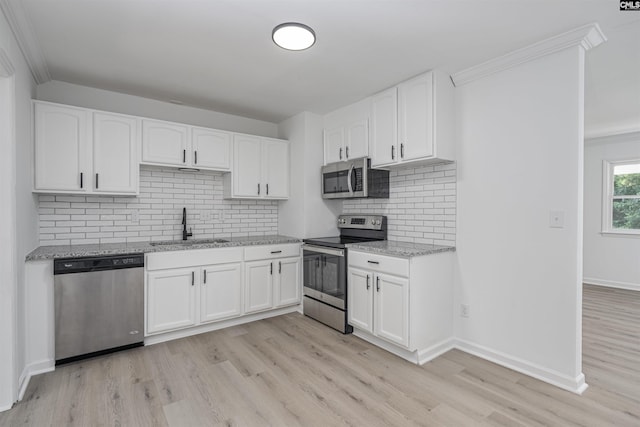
(303, 245, 346, 309)
(321, 159, 367, 199)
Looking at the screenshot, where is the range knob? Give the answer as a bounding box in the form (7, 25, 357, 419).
(376, 219, 381, 225)
(371, 219, 375, 225)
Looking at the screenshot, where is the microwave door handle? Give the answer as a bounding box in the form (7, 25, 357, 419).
(347, 163, 354, 194)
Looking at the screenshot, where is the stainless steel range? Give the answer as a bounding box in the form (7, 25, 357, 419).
(302, 214, 387, 333)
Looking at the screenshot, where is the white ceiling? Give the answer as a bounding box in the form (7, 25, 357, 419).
(7, 0, 640, 128)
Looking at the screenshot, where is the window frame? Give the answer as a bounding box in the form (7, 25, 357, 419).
(601, 158, 640, 236)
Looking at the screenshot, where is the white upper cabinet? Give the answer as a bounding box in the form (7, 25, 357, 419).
(93, 112, 139, 194)
(142, 119, 232, 171)
(345, 119, 369, 160)
(323, 98, 370, 165)
(191, 127, 231, 171)
(35, 102, 90, 192)
(262, 137, 289, 199)
(34, 102, 139, 195)
(370, 87, 398, 166)
(141, 119, 189, 167)
(224, 135, 289, 199)
(324, 126, 344, 164)
(370, 70, 454, 168)
(231, 134, 263, 198)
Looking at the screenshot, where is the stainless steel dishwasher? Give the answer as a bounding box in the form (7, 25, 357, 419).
(54, 253, 144, 364)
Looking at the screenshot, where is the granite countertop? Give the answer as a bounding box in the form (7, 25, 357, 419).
(26, 235, 302, 261)
(346, 240, 456, 258)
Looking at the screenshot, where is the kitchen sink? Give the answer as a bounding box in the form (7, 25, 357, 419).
(150, 238, 229, 246)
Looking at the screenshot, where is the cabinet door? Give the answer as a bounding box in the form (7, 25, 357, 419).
(374, 273, 409, 348)
(34, 102, 90, 192)
(233, 134, 262, 197)
(370, 87, 398, 167)
(274, 257, 301, 307)
(398, 72, 433, 161)
(244, 260, 274, 313)
(146, 268, 197, 334)
(192, 127, 231, 171)
(200, 263, 242, 323)
(93, 112, 139, 194)
(263, 138, 289, 199)
(347, 267, 373, 333)
(142, 119, 189, 166)
(324, 126, 344, 164)
(345, 119, 369, 160)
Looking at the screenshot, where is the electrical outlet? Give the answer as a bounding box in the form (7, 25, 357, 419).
(200, 211, 211, 221)
(130, 210, 139, 223)
(460, 304, 470, 318)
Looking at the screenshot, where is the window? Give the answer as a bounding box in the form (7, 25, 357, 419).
(602, 159, 640, 234)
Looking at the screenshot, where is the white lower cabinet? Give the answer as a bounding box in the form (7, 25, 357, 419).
(200, 263, 242, 323)
(348, 249, 453, 361)
(348, 267, 409, 348)
(244, 244, 302, 314)
(147, 268, 198, 334)
(244, 260, 274, 314)
(275, 257, 302, 307)
(375, 273, 410, 348)
(145, 244, 302, 337)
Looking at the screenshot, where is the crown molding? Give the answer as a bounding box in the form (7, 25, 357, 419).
(0, 0, 50, 84)
(451, 23, 606, 87)
(585, 128, 640, 145)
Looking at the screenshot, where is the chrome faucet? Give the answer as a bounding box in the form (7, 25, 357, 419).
(182, 207, 192, 241)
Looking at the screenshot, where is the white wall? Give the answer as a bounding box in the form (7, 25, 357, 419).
(454, 47, 587, 392)
(583, 131, 640, 291)
(37, 80, 278, 138)
(278, 112, 341, 238)
(0, 8, 38, 411)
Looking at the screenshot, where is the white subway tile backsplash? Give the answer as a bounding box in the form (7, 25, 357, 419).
(38, 165, 279, 246)
(343, 162, 456, 245)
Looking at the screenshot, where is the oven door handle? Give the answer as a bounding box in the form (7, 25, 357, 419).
(302, 244, 344, 257)
(347, 163, 355, 194)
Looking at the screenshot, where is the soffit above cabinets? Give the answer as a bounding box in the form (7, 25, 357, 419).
(1, 0, 638, 125)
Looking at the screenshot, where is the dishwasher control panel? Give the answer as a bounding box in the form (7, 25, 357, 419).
(54, 254, 144, 274)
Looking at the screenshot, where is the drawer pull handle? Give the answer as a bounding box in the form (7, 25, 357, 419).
(271, 250, 282, 254)
(367, 260, 379, 264)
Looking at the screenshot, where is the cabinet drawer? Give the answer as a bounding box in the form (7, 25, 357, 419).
(244, 243, 300, 261)
(146, 247, 243, 271)
(349, 251, 409, 277)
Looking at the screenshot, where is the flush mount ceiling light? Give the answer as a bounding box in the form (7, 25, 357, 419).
(272, 22, 316, 51)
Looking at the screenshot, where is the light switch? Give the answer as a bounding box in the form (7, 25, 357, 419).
(549, 210, 565, 228)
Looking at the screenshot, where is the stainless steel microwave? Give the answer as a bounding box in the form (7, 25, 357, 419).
(321, 157, 389, 199)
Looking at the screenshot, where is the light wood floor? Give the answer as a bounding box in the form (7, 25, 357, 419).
(1, 284, 638, 426)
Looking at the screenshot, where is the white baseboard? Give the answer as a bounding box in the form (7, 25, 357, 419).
(417, 338, 456, 365)
(454, 338, 588, 395)
(352, 330, 420, 363)
(583, 277, 640, 292)
(145, 305, 301, 346)
(17, 359, 55, 401)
